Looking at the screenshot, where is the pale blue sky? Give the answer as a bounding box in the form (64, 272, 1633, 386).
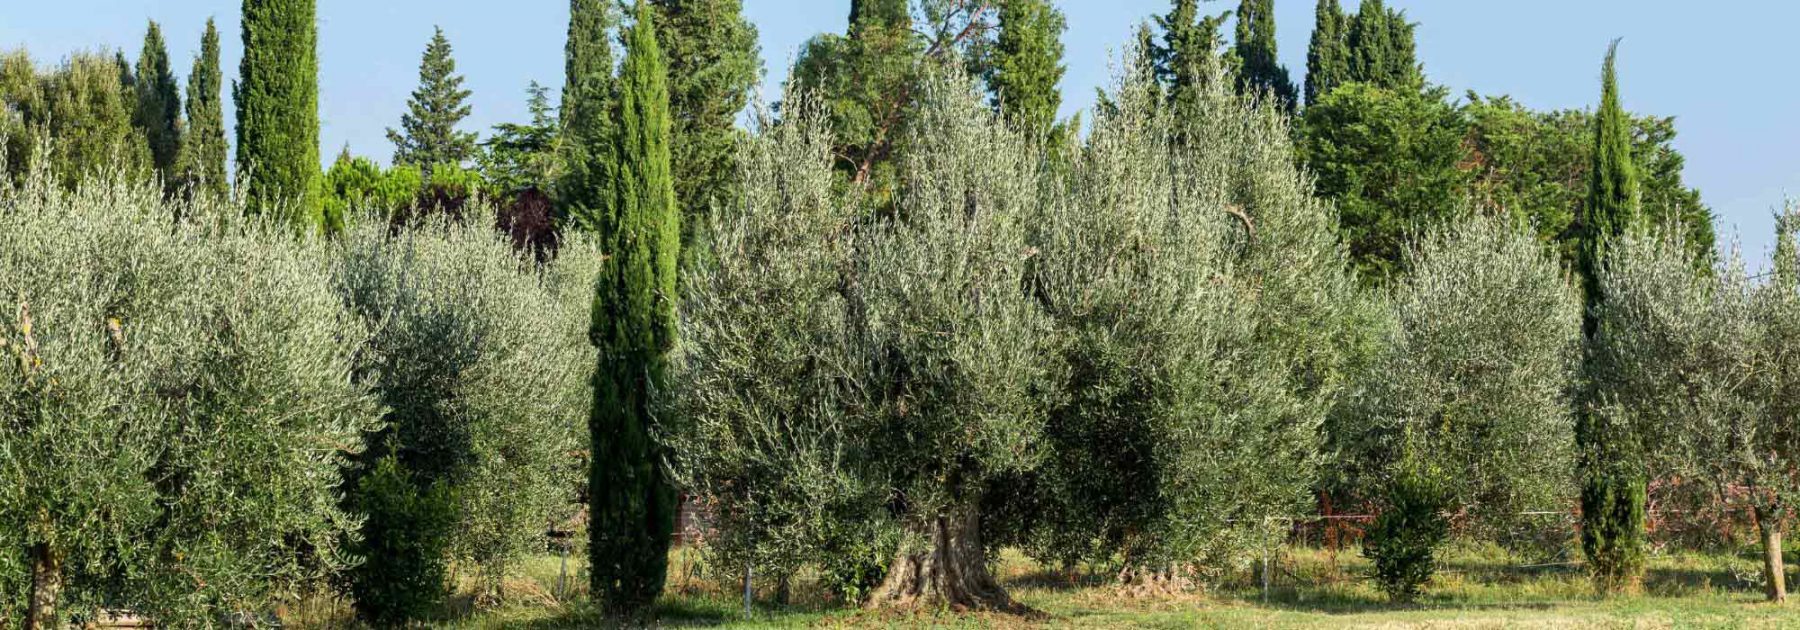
(2, 1, 1795, 260)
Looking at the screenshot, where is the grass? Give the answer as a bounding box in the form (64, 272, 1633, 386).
(375, 544, 1800, 628)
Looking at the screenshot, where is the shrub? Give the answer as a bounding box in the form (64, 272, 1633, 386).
(1364, 454, 1451, 603)
(346, 457, 457, 627)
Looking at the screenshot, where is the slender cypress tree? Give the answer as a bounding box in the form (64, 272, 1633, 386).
(651, 0, 759, 273)
(990, 0, 1067, 140)
(1346, 0, 1420, 91)
(1157, 0, 1230, 118)
(1233, 0, 1295, 109)
(558, 0, 618, 231)
(1576, 41, 1646, 594)
(590, 0, 680, 614)
(235, 0, 322, 228)
(387, 27, 478, 171)
(1305, 0, 1349, 105)
(179, 18, 228, 200)
(134, 20, 182, 191)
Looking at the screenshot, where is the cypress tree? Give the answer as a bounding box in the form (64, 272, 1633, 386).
(387, 27, 478, 171)
(1576, 41, 1646, 593)
(1346, 0, 1420, 91)
(558, 0, 618, 231)
(235, 0, 322, 228)
(589, 0, 680, 614)
(179, 18, 228, 200)
(1305, 0, 1350, 105)
(134, 20, 182, 191)
(990, 0, 1067, 140)
(651, 0, 759, 273)
(1157, 0, 1230, 117)
(1233, 0, 1296, 109)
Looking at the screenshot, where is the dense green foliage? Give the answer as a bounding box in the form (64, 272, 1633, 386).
(345, 457, 458, 627)
(652, 0, 759, 273)
(1577, 43, 1647, 593)
(478, 82, 561, 194)
(589, 0, 681, 614)
(1363, 456, 1450, 603)
(557, 0, 618, 232)
(177, 19, 228, 200)
(0, 171, 380, 626)
(388, 27, 478, 171)
(1, 51, 152, 190)
(1304, 0, 1349, 106)
(989, 0, 1066, 140)
(1232, 0, 1294, 109)
(236, 0, 323, 227)
(132, 21, 181, 192)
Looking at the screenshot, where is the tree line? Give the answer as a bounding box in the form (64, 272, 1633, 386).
(3, 0, 1792, 627)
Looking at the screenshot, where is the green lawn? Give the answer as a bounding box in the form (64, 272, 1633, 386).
(407, 545, 1800, 629)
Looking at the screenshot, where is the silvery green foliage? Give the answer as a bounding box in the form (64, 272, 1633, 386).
(670, 69, 1055, 585)
(332, 216, 593, 597)
(1595, 213, 1800, 519)
(0, 169, 380, 624)
(1345, 216, 1582, 546)
(1026, 58, 1362, 573)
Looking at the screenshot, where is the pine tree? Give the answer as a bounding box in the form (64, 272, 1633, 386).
(989, 0, 1066, 140)
(1233, 0, 1295, 109)
(1576, 40, 1647, 593)
(1346, 0, 1420, 91)
(134, 20, 182, 191)
(179, 18, 229, 199)
(1305, 0, 1350, 105)
(236, 0, 322, 228)
(651, 0, 759, 273)
(558, 0, 618, 231)
(387, 27, 478, 171)
(590, 0, 680, 614)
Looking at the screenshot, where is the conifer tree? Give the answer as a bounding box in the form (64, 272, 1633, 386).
(179, 18, 228, 199)
(1157, 0, 1230, 116)
(989, 0, 1066, 140)
(1305, 0, 1350, 105)
(236, 0, 322, 228)
(1576, 41, 1647, 593)
(651, 0, 759, 273)
(134, 20, 182, 191)
(589, 0, 680, 614)
(388, 27, 478, 171)
(1233, 0, 1295, 109)
(558, 0, 618, 231)
(1346, 0, 1420, 91)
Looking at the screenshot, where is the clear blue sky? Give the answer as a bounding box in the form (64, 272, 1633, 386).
(2, 1, 1794, 261)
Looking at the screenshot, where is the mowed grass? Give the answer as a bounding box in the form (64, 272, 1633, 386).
(412, 544, 1800, 629)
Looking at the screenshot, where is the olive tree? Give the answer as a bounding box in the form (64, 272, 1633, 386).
(1592, 212, 1800, 602)
(0, 171, 380, 627)
(1015, 54, 1362, 584)
(332, 216, 594, 605)
(672, 68, 1054, 612)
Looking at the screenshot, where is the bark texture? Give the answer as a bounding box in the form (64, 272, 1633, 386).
(26, 542, 62, 630)
(865, 510, 1029, 614)
(1758, 506, 1787, 603)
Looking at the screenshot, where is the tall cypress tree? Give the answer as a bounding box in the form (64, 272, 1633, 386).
(1576, 41, 1646, 594)
(590, 0, 679, 614)
(1305, 0, 1350, 105)
(236, 0, 322, 228)
(387, 27, 478, 170)
(1346, 0, 1420, 91)
(134, 20, 182, 191)
(989, 0, 1067, 140)
(651, 0, 759, 273)
(1233, 0, 1296, 109)
(558, 0, 618, 231)
(179, 18, 228, 199)
(1157, 0, 1230, 117)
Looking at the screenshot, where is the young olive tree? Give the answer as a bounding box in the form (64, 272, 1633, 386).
(672, 68, 1054, 612)
(332, 216, 593, 607)
(1019, 53, 1363, 583)
(1593, 215, 1800, 602)
(0, 170, 380, 627)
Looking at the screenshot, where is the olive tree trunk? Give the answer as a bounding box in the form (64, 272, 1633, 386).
(26, 541, 62, 630)
(1757, 505, 1787, 603)
(864, 509, 1027, 613)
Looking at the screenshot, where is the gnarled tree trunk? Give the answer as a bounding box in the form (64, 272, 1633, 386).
(1757, 505, 1787, 603)
(864, 509, 1028, 614)
(26, 541, 62, 630)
